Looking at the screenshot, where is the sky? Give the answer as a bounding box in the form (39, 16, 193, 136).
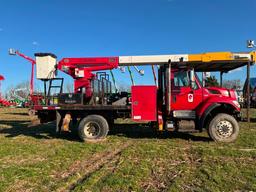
(0, 0, 256, 93)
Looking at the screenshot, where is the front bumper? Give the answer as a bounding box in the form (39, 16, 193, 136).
(236, 111, 242, 121)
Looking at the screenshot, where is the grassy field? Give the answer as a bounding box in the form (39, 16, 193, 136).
(0, 108, 255, 192)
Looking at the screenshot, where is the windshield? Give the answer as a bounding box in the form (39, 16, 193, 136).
(195, 72, 203, 87)
(174, 71, 190, 87)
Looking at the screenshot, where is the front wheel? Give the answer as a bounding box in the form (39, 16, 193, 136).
(78, 115, 109, 142)
(208, 113, 239, 143)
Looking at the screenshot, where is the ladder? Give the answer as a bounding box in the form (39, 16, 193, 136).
(47, 78, 64, 97)
(44, 78, 64, 105)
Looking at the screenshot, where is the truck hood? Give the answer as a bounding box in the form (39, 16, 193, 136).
(206, 86, 237, 99)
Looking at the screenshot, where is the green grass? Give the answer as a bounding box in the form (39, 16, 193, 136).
(0, 108, 256, 191)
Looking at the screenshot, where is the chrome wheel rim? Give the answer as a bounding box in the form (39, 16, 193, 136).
(83, 122, 100, 138)
(216, 120, 233, 138)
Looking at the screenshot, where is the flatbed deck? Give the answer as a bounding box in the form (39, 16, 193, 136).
(34, 105, 131, 111)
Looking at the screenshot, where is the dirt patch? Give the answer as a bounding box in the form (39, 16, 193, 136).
(209, 156, 256, 165)
(141, 145, 202, 192)
(55, 142, 132, 192)
(142, 163, 185, 192)
(6, 180, 33, 192)
(217, 146, 256, 152)
(0, 155, 46, 168)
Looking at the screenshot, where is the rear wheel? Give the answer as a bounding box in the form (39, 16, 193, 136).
(208, 113, 239, 142)
(78, 115, 109, 142)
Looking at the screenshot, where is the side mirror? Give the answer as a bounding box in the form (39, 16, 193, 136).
(133, 66, 144, 76)
(8, 48, 17, 55)
(190, 69, 196, 89)
(139, 69, 144, 76)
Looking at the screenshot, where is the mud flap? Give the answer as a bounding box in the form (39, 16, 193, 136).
(56, 111, 61, 133)
(61, 114, 71, 132)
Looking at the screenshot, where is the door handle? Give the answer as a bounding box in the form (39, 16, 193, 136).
(133, 101, 138, 105)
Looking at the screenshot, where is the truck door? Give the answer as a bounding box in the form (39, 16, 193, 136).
(171, 71, 203, 110)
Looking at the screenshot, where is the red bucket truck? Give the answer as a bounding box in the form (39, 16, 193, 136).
(30, 51, 255, 142)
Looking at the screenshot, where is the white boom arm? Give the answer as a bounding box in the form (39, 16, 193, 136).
(119, 54, 188, 66)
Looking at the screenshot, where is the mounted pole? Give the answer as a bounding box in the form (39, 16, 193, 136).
(166, 61, 171, 115)
(110, 70, 118, 93)
(44, 80, 47, 105)
(220, 71, 223, 87)
(127, 66, 135, 85)
(151, 65, 157, 86)
(247, 61, 250, 123)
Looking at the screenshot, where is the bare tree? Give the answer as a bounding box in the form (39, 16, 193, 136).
(117, 83, 131, 92)
(205, 76, 219, 87)
(5, 81, 30, 101)
(223, 79, 242, 89)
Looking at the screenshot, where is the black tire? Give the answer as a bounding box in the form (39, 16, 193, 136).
(78, 115, 109, 142)
(208, 113, 239, 143)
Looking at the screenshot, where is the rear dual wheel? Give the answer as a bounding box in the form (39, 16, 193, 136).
(78, 115, 109, 142)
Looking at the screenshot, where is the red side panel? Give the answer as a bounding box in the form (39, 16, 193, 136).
(131, 85, 157, 122)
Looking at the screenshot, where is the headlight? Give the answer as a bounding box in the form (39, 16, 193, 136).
(232, 100, 240, 108)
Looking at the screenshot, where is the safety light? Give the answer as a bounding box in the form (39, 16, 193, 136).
(247, 40, 255, 48)
(8, 48, 17, 55)
(118, 66, 126, 73)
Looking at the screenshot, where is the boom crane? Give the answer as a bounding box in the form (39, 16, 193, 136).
(9, 49, 36, 95)
(9, 49, 45, 113)
(0, 75, 13, 107)
(0, 75, 4, 99)
(57, 57, 119, 97)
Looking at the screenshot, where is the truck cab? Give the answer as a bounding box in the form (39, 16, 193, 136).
(156, 65, 241, 142)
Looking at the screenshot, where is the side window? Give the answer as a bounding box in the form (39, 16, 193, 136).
(174, 71, 189, 87)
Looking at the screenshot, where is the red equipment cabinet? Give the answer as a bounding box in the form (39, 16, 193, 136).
(131, 85, 157, 121)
